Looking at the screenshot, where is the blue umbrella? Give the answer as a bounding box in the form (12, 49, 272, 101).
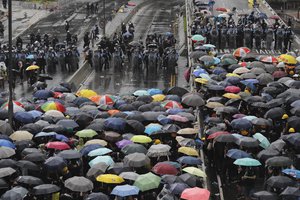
(169, 183, 189, 195)
(193, 68, 208, 77)
(14, 112, 35, 124)
(89, 155, 114, 167)
(104, 118, 127, 132)
(231, 118, 253, 130)
(55, 134, 69, 142)
(80, 144, 103, 156)
(259, 12, 268, 19)
(213, 57, 221, 65)
(0, 139, 16, 149)
(226, 149, 252, 160)
(33, 90, 54, 99)
(166, 108, 184, 115)
(27, 110, 43, 121)
(148, 88, 162, 96)
(35, 132, 56, 138)
(88, 148, 112, 157)
(177, 156, 202, 165)
(157, 115, 173, 125)
(213, 67, 227, 75)
(114, 100, 127, 109)
(282, 169, 300, 179)
(111, 184, 139, 197)
(26, 54, 35, 59)
(225, 76, 241, 85)
(145, 123, 162, 135)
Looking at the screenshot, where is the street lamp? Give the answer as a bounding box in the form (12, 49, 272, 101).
(7, 0, 14, 126)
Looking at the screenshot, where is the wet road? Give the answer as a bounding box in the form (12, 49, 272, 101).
(82, 0, 185, 95)
(9, 0, 127, 99)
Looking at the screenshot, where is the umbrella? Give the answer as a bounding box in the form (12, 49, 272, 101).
(181, 93, 205, 107)
(191, 34, 205, 43)
(226, 149, 252, 159)
(234, 158, 261, 166)
(169, 183, 189, 195)
(85, 192, 109, 200)
(236, 137, 260, 148)
(257, 73, 274, 85)
(152, 163, 178, 175)
(253, 133, 270, 149)
(9, 131, 33, 141)
(56, 119, 79, 130)
(17, 176, 43, 186)
(252, 191, 278, 200)
(75, 129, 97, 138)
(266, 176, 296, 189)
(131, 135, 152, 144)
(282, 169, 300, 179)
(278, 54, 297, 65)
(24, 152, 47, 162)
(65, 176, 93, 192)
(96, 174, 124, 184)
(0, 159, 17, 169)
(41, 101, 65, 112)
(0, 139, 15, 149)
(264, 107, 285, 120)
(181, 187, 210, 200)
(57, 150, 82, 160)
(1, 186, 28, 200)
(177, 156, 202, 165)
(189, 51, 207, 59)
(177, 128, 198, 135)
(280, 186, 300, 197)
(207, 131, 230, 140)
(116, 139, 133, 149)
(0, 146, 15, 159)
(182, 167, 206, 178)
(76, 89, 97, 98)
(88, 148, 112, 157)
(26, 65, 39, 71)
(0, 167, 16, 178)
(144, 123, 162, 135)
(233, 47, 250, 58)
(46, 141, 70, 150)
(133, 172, 161, 192)
(111, 185, 139, 197)
(119, 172, 139, 181)
(265, 156, 293, 167)
(216, 7, 227, 12)
(86, 163, 109, 179)
(124, 153, 150, 168)
(147, 144, 171, 157)
(166, 86, 189, 97)
(89, 155, 115, 167)
(33, 184, 60, 195)
(44, 156, 67, 171)
(14, 112, 35, 124)
(0, 120, 13, 135)
(16, 160, 39, 171)
(33, 90, 54, 99)
(214, 134, 236, 143)
(231, 118, 253, 130)
(178, 147, 199, 156)
(104, 118, 127, 132)
(121, 143, 148, 155)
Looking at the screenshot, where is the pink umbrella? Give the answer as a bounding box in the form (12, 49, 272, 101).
(184, 67, 191, 83)
(225, 86, 241, 93)
(181, 187, 210, 200)
(167, 115, 189, 123)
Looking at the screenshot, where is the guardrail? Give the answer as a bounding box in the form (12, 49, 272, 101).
(68, 0, 149, 92)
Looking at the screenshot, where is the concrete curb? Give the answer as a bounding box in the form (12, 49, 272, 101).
(67, 0, 149, 92)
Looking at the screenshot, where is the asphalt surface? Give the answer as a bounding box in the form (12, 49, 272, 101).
(82, 0, 185, 95)
(9, 0, 127, 99)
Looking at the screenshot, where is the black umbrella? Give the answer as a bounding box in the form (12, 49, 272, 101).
(15, 140, 35, 152)
(244, 96, 265, 103)
(24, 152, 47, 162)
(104, 131, 121, 142)
(42, 124, 66, 134)
(252, 191, 278, 200)
(73, 97, 92, 107)
(86, 122, 105, 132)
(264, 107, 285, 120)
(287, 117, 300, 132)
(161, 175, 184, 184)
(265, 156, 293, 167)
(73, 112, 93, 128)
(0, 167, 16, 178)
(142, 111, 166, 122)
(136, 96, 153, 103)
(0, 120, 13, 136)
(290, 107, 300, 117)
(86, 163, 108, 180)
(236, 137, 259, 148)
(65, 176, 93, 192)
(252, 102, 268, 108)
(166, 86, 189, 97)
(118, 104, 136, 111)
(85, 192, 109, 200)
(182, 92, 205, 107)
(20, 123, 42, 135)
(207, 85, 225, 91)
(189, 51, 206, 59)
(17, 176, 43, 186)
(178, 173, 196, 187)
(56, 119, 79, 130)
(21, 148, 41, 157)
(0, 159, 17, 169)
(121, 143, 148, 155)
(269, 139, 286, 152)
(44, 156, 67, 172)
(57, 150, 82, 160)
(266, 98, 285, 108)
(280, 186, 300, 197)
(107, 162, 131, 174)
(1, 186, 28, 200)
(251, 118, 273, 127)
(231, 118, 253, 130)
(266, 176, 296, 189)
(257, 149, 280, 162)
(51, 85, 70, 93)
(126, 120, 145, 134)
(16, 160, 39, 171)
(214, 134, 237, 143)
(0, 178, 8, 189)
(163, 124, 181, 133)
(33, 184, 60, 195)
(215, 106, 239, 115)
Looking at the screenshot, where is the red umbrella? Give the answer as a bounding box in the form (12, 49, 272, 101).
(207, 131, 230, 139)
(216, 7, 227, 12)
(270, 15, 280, 20)
(181, 187, 210, 200)
(127, 2, 136, 6)
(184, 67, 191, 83)
(225, 86, 241, 93)
(260, 56, 278, 63)
(152, 163, 178, 175)
(272, 71, 287, 79)
(239, 62, 248, 67)
(46, 142, 70, 150)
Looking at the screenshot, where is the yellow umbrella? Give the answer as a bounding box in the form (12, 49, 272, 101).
(226, 73, 240, 78)
(76, 89, 98, 98)
(194, 78, 208, 84)
(96, 174, 124, 184)
(84, 139, 107, 147)
(152, 94, 166, 102)
(9, 131, 33, 141)
(223, 93, 241, 99)
(178, 147, 199, 156)
(26, 65, 40, 71)
(177, 128, 198, 135)
(183, 167, 207, 178)
(205, 102, 224, 109)
(278, 54, 297, 65)
(131, 135, 152, 144)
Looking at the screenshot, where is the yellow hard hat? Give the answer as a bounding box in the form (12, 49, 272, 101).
(289, 128, 295, 133)
(154, 139, 161, 144)
(282, 114, 289, 120)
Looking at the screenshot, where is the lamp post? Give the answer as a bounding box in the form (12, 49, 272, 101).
(7, 0, 14, 126)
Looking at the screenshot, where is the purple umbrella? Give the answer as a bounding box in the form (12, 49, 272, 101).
(116, 139, 133, 149)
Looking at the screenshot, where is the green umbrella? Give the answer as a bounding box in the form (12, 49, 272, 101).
(234, 158, 261, 167)
(75, 129, 97, 138)
(191, 34, 205, 42)
(221, 58, 238, 65)
(253, 133, 270, 149)
(134, 172, 161, 192)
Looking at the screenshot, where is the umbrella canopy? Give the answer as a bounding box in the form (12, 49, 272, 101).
(280, 186, 300, 197)
(1, 186, 28, 200)
(65, 176, 93, 192)
(119, 172, 139, 181)
(253, 133, 270, 149)
(17, 176, 43, 186)
(88, 148, 112, 157)
(234, 158, 261, 167)
(252, 191, 278, 200)
(121, 143, 148, 155)
(75, 129, 97, 138)
(152, 163, 178, 175)
(226, 149, 252, 160)
(181, 93, 205, 107)
(181, 187, 210, 200)
(182, 167, 206, 178)
(131, 135, 152, 144)
(124, 153, 150, 168)
(265, 156, 293, 167)
(85, 192, 109, 200)
(266, 176, 296, 189)
(147, 144, 171, 157)
(0, 167, 16, 178)
(57, 150, 82, 160)
(0, 146, 15, 159)
(177, 156, 202, 165)
(169, 183, 189, 195)
(86, 162, 109, 179)
(111, 185, 139, 197)
(178, 147, 199, 156)
(41, 101, 65, 112)
(134, 172, 161, 192)
(96, 174, 124, 184)
(89, 156, 115, 167)
(76, 89, 97, 98)
(33, 184, 60, 195)
(9, 131, 33, 141)
(45, 142, 70, 150)
(282, 169, 300, 179)
(44, 156, 67, 172)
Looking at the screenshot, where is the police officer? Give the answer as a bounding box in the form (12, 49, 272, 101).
(227, 25, 237, 49)
(265, 26, 274, 50)
(276, 25, 285, 51)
